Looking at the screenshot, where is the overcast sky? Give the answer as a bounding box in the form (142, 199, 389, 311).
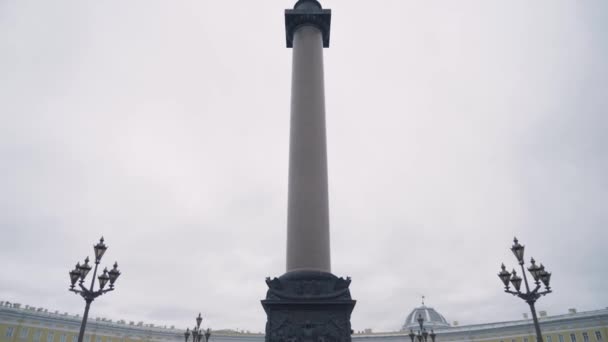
(1, 0, 607, 334)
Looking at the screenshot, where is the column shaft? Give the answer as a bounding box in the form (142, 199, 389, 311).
(286, 25, 331, 273)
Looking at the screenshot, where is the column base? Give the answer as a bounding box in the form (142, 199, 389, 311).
(261, 271, 356, 342)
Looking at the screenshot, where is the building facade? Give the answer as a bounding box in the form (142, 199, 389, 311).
(357, 305, 608, 342)
(0, 302, 261, 342)
(2, 301, 607, 342)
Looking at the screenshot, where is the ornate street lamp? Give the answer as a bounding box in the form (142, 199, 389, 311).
(498, 237, 552, 342)
(69, 237, 121, 342)
(409, 314, 436, 342)
(184, 313, 211, 342)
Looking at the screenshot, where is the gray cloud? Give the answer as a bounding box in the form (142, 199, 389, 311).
(1, 0, 607, 334)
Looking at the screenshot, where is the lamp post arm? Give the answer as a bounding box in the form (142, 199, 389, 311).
(91, 287, 115, 297)
(517, 291, 539, 303)
(519, 263, 532, 294)
(99, 288, 115, 295)
(88, 261, 100, 292)
(505, 289, 521, 296)
(78, 283, 90, 293)
(531, 283, 542, 294)
(537, 289, 552, 296)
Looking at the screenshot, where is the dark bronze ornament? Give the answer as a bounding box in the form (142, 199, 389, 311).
(262, 271, 356, 342)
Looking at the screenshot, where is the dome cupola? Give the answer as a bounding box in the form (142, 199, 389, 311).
(402, 300, 450, 331)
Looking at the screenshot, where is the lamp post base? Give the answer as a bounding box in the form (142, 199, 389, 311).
(261, 271, 355, 342)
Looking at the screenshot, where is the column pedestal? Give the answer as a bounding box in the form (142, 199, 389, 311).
(262, 271, 355, 342)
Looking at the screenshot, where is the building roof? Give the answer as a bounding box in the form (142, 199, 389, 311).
(402, 305, 450, 331)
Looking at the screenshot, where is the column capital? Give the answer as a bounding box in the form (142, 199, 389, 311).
(285, 1, 331, 48)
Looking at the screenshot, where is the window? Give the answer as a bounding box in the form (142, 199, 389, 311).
(85, 335, 90, 342)
(548, 336, 553, 342)
(20, 328, 30, 339)
(60, 334, 66, 342)
(560, 335, 565, 342)
(72, 335, 78, 342)
(34, 331, 42, 342)
(96, 336, 102, 342)
(584, 333, 590, 342)
(571, 334, 577, 342)
(525, 338, 529, 342)
(47, 332, 55, 342)
(595, 332, 603, 341)
(6, 327, 15, 338)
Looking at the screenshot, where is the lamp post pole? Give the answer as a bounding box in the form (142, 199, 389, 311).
(68, 237, 121, 342)
(408, 314, 437, 342)
(184, 314, 211, 342)
(498, 237, 552, 342)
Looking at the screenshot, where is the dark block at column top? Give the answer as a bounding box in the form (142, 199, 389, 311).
(285, 2, 331, 48)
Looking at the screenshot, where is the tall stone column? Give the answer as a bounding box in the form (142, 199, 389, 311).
(262, 1, 355, 341)
(286, 15, 331, 274)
